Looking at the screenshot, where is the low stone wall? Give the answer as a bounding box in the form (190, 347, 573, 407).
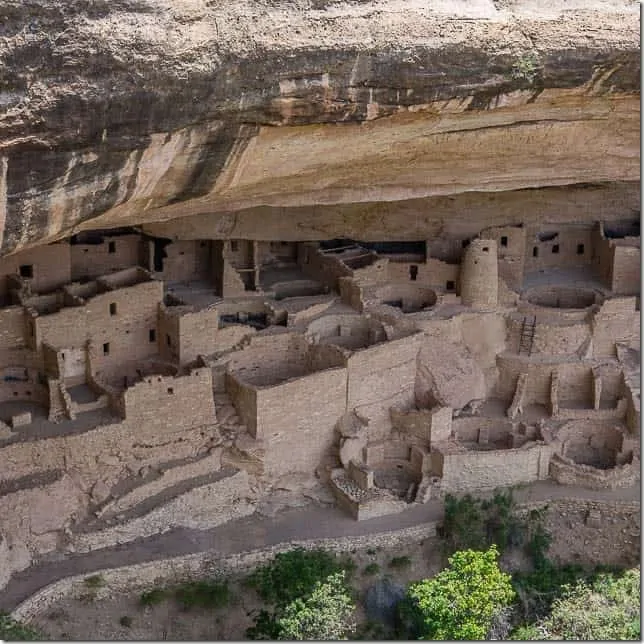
(11, 522, 438, 623)
(549, 453, 640, 490)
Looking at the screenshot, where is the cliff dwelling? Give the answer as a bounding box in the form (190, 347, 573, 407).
(0, 0, 639, 610)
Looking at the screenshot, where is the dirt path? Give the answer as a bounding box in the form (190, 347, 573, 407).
(1, 481, 639, 612)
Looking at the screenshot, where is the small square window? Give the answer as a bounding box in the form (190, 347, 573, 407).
(577, 243, 585, 255)
(500, 236, 508, 247)
(552, 244, 560, 254)
(446, 280, 455, 291)
(103, 342, 110, 355)
(167, 387, 174, 395)
(19, 264, 33, 278)
(109, 302, 117, 316)
(230, 241, 239, 252)
(149, 329, 156, 342)
(108, 241, 116, 254)
(532, 247, 539, 258)
(482, 247, 489, 252)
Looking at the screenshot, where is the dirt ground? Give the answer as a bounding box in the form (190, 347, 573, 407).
(30, 500, 640, 641)
(31, 539, 444, 641)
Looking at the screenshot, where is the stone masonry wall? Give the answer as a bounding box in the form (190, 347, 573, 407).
(438, 442, 553, 493)
(0, 306, 28, 368)
(347, 333, 423, 441)
(257, 367, 348, 475)
(0, 243, 71, 301)
(70, 235, 144, 281)
(611, 245, 640, 296)
(592, 297, 639, 358)
(122, 369, 215, 431)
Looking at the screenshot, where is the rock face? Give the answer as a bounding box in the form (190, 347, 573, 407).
(0, 0, 639, 253)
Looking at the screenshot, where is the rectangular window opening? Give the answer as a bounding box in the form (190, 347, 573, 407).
(109, 302, 117, 316)
(577, 243, 585, 255)
(230, 241, 239, 252)
(103, 342, 110, 355)
(108, 241, 116, 254)
(500, 236, 508, 247)
(167, 387, 174, 395)
(532, 246, 539, 258)
(19, 264, 33, 278)
(166, 334, 172, 347)
(552, 244, 560, 254)
(446, 280, 455, 291)
(149, 329, 156, 343)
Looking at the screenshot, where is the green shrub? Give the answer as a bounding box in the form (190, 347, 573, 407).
(246, 548, 345, 606)
(388, 556, 411, 569)
(174, 580, 230, 611)
(441, 490, 551, 569)
(363, 562, 380, 576)
(83, 574, 105, 589)
(0, 613, 43, 641)
(528, 567, 640, 640)
(139, 587, 169, 607)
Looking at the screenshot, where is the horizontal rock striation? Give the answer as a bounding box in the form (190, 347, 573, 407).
(0, 0, 639, 252)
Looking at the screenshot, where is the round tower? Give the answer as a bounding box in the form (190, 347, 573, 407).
(460, 238, 498, 309)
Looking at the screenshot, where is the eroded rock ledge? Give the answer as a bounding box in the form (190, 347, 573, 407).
(0, 0, 640, 253)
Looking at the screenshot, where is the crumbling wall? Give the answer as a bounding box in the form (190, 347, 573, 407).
(592, 297, 640, 358)
(549, 453, 639, 489)
(507, 316, 590, 356)
(0, 306, 28, 368)
(298, 245, 351, 291)
(0, 243, 71, 301)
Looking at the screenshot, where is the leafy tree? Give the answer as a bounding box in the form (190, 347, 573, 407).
(275, 572, 355, 640)
(402, 546, 515, 640)
(246, 548, 353, 639)
(523, 567, 640, 640)
(0, 612, 42, 640)
(246, 548, 344, 606)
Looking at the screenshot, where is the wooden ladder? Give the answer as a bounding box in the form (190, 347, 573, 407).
(519, 315, 536, 356)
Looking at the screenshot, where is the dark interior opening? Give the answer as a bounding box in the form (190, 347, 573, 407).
(152, 238, 172, 272)
(409, 265, 418, 281)
(19, 264, 33, 278)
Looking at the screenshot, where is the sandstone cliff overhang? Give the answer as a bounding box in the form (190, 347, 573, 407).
(0, 0, 639, 253)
